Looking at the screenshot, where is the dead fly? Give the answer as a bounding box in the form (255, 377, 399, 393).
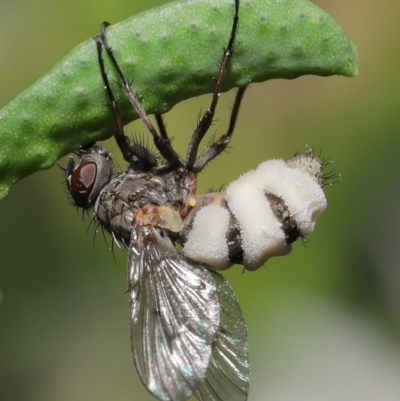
(65, 0, 327, 400)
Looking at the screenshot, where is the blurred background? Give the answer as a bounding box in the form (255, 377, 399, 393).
(1, 0, 399, 400)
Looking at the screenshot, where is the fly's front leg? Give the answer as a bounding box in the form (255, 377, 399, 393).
(97, 23, 183, 169)
(94, 34, 158, 169)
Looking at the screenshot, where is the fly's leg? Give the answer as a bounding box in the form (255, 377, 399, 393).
(155, 114, 170, 143)
(192, 86, 246, 172)
(97, 23, 183, 169)
(94, 35, 158, 169)
(186, 0, 242, 173)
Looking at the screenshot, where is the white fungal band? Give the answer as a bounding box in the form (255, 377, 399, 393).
(183, 204, 231, 269)
(225, 170, 287, 270)
(257, 160, 327, 235)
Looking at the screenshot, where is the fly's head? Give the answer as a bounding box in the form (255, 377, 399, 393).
(65, 145, 113, 209)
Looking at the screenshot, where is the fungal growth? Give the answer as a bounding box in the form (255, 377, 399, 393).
(181, 151, 327, 270)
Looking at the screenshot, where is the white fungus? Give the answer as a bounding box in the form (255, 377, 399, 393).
(225, 167, 287, 270)
(256, 160, 327, 235)
(183, 204, 231, 269)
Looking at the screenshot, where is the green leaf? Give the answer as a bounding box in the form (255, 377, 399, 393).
(0, 0, 357, 200)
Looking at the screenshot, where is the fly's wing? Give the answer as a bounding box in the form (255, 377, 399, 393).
(128, 223, 220, 401)
(194, 271, 250, 401)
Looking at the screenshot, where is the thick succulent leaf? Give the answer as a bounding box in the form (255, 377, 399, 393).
(0, 0, 358, 200)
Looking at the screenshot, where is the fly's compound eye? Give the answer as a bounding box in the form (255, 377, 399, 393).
(65, 146, 113, 209)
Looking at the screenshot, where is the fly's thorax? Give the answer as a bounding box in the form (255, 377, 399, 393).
(181, 152, 327, 271)
(95, 169, 194, 243)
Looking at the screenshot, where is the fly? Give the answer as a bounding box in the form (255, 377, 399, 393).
(65, 0, 328, 400)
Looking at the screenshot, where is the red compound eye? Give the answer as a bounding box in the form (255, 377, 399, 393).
(65, 147, 113, 209)
(70, 161, 97, 206)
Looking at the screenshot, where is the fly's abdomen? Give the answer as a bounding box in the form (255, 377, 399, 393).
(181, 152, 328, 271)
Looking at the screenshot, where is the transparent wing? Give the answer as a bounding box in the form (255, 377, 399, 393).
(128, 224, 220, 401)
(194, 271, 250, 401)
